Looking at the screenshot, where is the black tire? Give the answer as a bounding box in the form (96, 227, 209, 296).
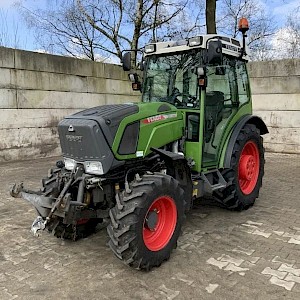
(42, 167, 98, 240)
(214, 124, 265, 210)
(107, 173, 185, 270)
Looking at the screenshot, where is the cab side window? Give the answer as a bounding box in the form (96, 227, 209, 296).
(236, 61, 250, 105)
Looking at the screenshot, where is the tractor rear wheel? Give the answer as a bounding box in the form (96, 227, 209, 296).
(215, 124, 265, 210)
(107, 173, 185, 270)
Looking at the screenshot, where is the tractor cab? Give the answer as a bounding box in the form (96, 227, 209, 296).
(123, 30, 252, 172)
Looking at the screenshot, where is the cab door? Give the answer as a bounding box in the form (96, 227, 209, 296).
(202, 61, 239, 167)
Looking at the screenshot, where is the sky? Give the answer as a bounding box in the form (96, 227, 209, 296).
(0, 0, 299, 52)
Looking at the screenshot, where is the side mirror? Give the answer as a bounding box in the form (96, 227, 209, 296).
(122, 52, 131, 71)
(207, 40, 223, 65)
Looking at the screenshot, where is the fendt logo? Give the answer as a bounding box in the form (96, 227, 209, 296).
(142, 113, 177, 124)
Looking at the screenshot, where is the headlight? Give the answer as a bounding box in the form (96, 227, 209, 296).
(64, 158, 77, 171)
(84, 161, 104, 175)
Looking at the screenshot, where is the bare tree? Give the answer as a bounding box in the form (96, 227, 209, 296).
(17, 0, 191, 64)
(274, 8, 300, 59)
(0, 8, 23, 49)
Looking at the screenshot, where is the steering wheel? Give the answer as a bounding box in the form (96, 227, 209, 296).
(184, 94, 199, 108)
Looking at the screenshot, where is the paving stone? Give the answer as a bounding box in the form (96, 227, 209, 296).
(269, 276, 295, 291)
(261, 267, 287, 279)
(278, 264, 300, 276)
(219, 254, 244, 266)
(206, 258, 229, 269)
(205, 283, 219, 294)
(288, 238, 300, 245)
(231, 247, 255, 256)
(223, 263, 249, 275)
(285, 274, 300, 284)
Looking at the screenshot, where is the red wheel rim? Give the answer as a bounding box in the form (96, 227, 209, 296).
(238, 140, 260, 195)
(143, 196, 177, 251)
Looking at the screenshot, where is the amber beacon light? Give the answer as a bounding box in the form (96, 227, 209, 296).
(238, 17, 249, 34)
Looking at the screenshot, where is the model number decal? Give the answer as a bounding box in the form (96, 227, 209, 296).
(66, 135, 83, 142)
(142, 113, 177, 124)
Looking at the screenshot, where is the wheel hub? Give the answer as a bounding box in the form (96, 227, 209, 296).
(145, 210, 159, 231)
(143, 196, 177, 251)
(239, 154, 255, 180)
(238, 140, 260, 195)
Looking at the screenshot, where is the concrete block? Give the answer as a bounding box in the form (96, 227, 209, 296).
(0, 89, 17, 108)
(249, 59, 300, 77)
(17, 91, 106, 109)
(0, 108, 78, 129)
(263, 127, 300, 146)
(264, 142, 300, 154)
(252, 94, 300, 111)
(86, 77, 107, 94)
(103, 63, 128, 80)
(0, 47, 15, 68)
(255, 111, 300, 128)
(250, 76, 300, 95)
(0, 69, 13, 88)
(105, 79, 135, 95)
(14, 70, 88, 92)
(105, 93, 140, 105)
(91, 62, 106, 78)
(14, 49, 96, 77)
(0, 144, 61, 162)
(0, 127, 59, 150)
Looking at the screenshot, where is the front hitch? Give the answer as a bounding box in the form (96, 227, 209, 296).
(10, 172, 110, 239)
(10, 180, 71, 236)
(10, 182, 62, 219)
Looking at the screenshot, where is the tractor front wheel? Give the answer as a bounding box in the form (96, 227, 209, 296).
(107, 173, 185, 270)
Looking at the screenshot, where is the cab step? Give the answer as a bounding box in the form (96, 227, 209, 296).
(201, 169, 227, 194)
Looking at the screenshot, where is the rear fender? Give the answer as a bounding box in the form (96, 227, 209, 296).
(223, 115, 268, 168)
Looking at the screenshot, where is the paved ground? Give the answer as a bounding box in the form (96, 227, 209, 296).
(0, 153, 300, 300)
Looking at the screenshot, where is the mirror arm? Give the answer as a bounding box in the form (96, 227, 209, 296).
(239, 33, 247, 59)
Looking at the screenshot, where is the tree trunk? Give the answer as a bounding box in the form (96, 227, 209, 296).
(206, 0, 217, 34)
(131, 0, 143, 68)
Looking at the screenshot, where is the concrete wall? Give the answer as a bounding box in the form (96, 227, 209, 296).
(248, 59, 300, 154)
(0, 47, 299, 162)
(0, 47, 140, 162)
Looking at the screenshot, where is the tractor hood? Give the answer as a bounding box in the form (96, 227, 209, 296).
(63, 103, 139, 147)
(58, 102, 184, 174)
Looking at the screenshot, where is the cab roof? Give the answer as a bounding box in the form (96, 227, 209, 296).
(144, 34, 249, 61)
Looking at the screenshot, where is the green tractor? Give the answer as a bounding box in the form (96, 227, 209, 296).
(11, 19, 268, 270)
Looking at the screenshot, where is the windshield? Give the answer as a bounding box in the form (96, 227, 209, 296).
(142, 51, 204, 108)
